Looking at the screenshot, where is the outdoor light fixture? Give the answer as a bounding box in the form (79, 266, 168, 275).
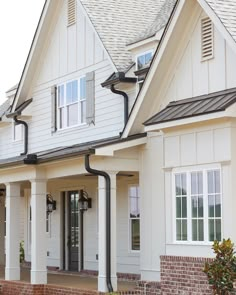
(46, 193, 56, 214)
(78, 190, 92, 211)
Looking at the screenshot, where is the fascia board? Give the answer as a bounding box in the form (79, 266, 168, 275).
(95, 137, 147, 156)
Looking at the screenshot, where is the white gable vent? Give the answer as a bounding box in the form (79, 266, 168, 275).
(201, 17, 214, 60)
(67, 0, 76, 26)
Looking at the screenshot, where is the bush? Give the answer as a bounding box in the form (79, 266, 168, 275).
(20, 241, 25, 263)
(204, 239, 236, 295)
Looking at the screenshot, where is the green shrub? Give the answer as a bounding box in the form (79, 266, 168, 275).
(204, 238, 236, 295)
(20, 241, 25, 263)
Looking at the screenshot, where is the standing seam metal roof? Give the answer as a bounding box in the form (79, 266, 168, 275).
(144, 88, 236, 126)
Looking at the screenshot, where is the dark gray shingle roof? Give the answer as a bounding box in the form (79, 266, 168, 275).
(144, 88, 236, 126)
(80, 0, 166, 71)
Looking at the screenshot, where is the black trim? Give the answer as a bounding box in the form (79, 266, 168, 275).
(14, 116, 28, 156)
(101, 72, 136, 88)
(110, 85, 129, 126)
(84, 154, 113, 293)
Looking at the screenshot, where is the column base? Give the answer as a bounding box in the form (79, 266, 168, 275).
(98, 275, 117, 292)
(31, 270, 47, 284)
(5, 267, 20, 281)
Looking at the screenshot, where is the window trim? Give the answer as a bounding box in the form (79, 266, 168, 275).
(128, 184, 140, 253)
(57, 76, 86, 130)
(172, 164, 222, 245)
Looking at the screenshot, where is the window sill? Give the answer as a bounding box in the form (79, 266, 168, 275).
(55, 123, 88, 134)
(169, 241, 214, 246)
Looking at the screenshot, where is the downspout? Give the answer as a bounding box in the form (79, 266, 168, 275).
(84, 154, 113, 293)
(110, 85, 129, 125)
(13, 116, 28, 155)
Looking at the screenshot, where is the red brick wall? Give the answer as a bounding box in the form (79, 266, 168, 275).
(160, 256, 213, 295)
(136, 281, 161, 295)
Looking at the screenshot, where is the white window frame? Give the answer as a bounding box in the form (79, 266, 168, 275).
(12, 122, 23, 142)
(57, 76, 86, 130)
(172, 164, 222, 245)
(128, 184, 140, 252)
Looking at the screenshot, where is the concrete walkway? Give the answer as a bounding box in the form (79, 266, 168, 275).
(0, 266, 136, 292)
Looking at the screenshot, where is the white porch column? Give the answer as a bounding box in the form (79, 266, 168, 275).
(0, 196, 5, 265)
(30, 179, 47, 284)
(98, 172, 117, 292)
(5, 182, 21, 280)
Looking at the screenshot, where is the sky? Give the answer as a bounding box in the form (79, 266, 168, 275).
(0, 0, 45, 103)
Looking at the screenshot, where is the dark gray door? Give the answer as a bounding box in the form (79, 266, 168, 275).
(68, 191, 79, 271)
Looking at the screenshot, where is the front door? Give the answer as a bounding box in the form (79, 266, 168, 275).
(68, 191, 79, 271)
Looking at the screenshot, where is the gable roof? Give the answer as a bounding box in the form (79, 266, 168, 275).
(128, 0, 177, 46)
(144, 87, 236, 126)
(122, 0, 236, 138)
(80, 0, 166, 72)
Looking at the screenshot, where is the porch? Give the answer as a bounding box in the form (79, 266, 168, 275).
(0, 147, 142, 293)
(0, 266, 138, 294)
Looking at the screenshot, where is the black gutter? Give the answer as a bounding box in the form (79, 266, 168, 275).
(84, 154, 113, 293)
(101, 72, 136, 88)
(13, 116, 28, 156)
(111, 85, 129, 126)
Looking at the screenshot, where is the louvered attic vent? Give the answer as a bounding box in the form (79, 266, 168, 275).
(201, 17, 214, 60)
(68, 0, 76, 26)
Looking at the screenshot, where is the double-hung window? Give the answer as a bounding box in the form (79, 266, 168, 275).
(174, 168, 222, 243)
(57, 77, 86, 129)
(129, 186, 140, 251)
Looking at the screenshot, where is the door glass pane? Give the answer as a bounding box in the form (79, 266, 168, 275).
(131, 219, 140, 250)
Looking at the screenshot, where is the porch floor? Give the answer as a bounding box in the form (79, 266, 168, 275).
(0, 266, 137, 292)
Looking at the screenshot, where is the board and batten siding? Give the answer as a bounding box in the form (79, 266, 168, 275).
(157, 9, 236, 111)
(0, 0, 138, 158)
(163, 122, 235, 258)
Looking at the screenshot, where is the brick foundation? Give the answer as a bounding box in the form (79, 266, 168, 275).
(0, 280, 140, 295)
(160, 255, 213, 295)
(136, 281, 161, 295)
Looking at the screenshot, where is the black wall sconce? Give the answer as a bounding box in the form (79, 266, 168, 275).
(46, 193, 56, 214)
(78, 190, 92, 211)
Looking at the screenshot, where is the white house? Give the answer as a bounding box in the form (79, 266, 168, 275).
(1, 0, 236, 294)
